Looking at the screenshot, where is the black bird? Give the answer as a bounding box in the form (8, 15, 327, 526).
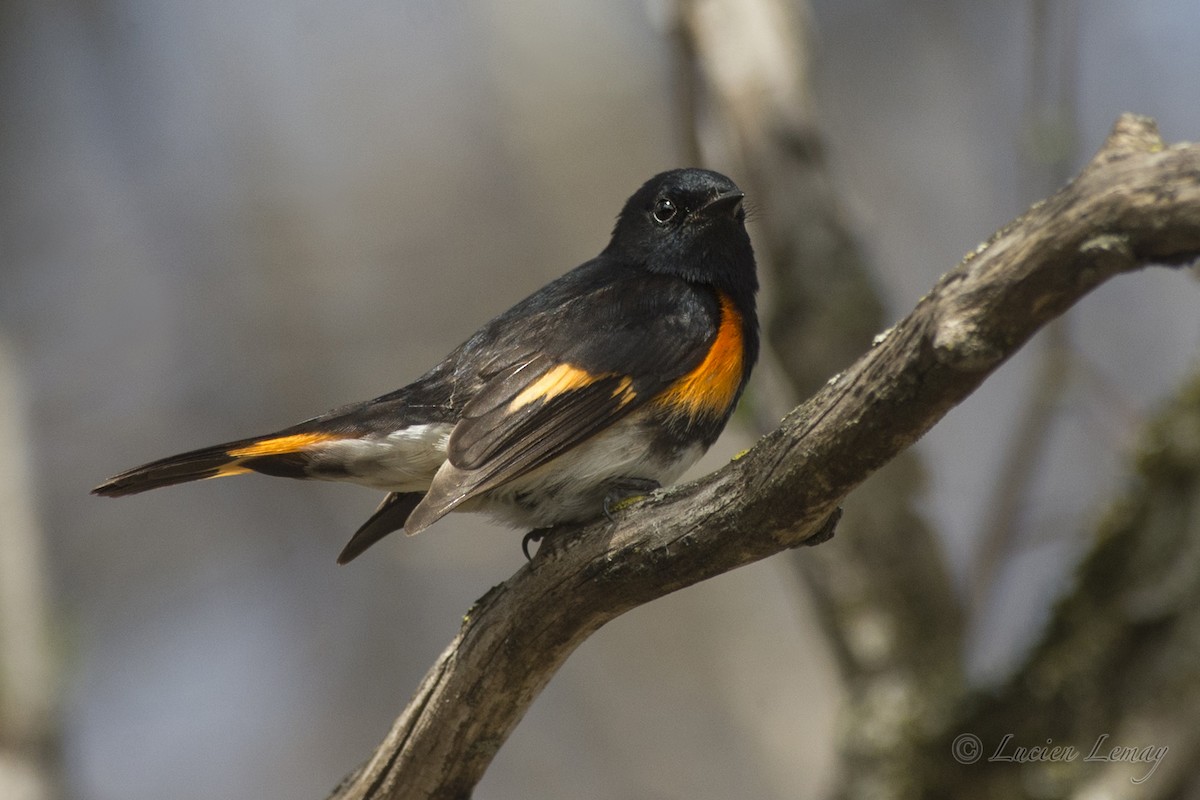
(94, 168, 759, 564)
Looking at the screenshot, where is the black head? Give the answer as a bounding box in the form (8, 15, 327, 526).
(604, 168, 757, 301)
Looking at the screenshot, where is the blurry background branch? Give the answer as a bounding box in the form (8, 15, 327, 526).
(971, 0, 1082, 618)
(329, 114, 1200, 798)
(676, 0, 965, 790)
(0, 340, 58, 800)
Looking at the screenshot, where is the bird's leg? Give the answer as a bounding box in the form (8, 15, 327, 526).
(522, 478, 664, 561)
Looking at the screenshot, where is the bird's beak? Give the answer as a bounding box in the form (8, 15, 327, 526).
(698, 190, 745, 218)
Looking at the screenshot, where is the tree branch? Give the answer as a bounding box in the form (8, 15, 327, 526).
(329, 115, 1200, 799)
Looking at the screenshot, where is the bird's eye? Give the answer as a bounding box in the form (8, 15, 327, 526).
(652, 197, 678, 224)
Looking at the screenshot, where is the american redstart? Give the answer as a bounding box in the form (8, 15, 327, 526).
(94, 168, 759, 564)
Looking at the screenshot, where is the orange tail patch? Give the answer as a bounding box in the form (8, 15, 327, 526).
(93, 431, 344, 497)
(227, 432, 340, 458)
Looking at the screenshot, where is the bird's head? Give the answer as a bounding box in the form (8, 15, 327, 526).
(605, 168, 756, 302)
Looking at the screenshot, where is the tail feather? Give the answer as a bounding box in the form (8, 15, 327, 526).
(336, 492, 423, 565)
(92, 431, 342, 498)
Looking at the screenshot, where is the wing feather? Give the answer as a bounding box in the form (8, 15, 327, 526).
(402, 269, 730, 534)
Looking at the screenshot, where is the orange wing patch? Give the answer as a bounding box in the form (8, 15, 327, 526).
(610, 376, 637, 406)
(227, 432, 341, 458)
(509, 363, 604, 411)
(507, 364, 640, 413)
(656, 292, 744, 420)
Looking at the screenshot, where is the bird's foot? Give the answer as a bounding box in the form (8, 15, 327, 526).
(522, 527, 554, 562)
(602, 477, 662, 521)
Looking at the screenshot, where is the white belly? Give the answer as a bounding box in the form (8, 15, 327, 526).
(470, 419, 704, 528)
(311, 417, 703, 529)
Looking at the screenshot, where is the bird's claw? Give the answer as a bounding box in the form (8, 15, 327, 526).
(602, 477, 662, 521)
(522, 528, 551, 561)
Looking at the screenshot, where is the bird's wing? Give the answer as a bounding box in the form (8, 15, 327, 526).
(404, 273, 731, 533)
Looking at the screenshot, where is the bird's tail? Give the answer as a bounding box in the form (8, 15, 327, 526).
(92, 431, 342, 498)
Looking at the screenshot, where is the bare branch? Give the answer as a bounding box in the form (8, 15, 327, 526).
(329, 115, 1200, 799)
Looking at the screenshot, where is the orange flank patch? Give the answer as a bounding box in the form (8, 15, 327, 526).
(656, 292, 744, 420)
(226, 432, 340, 458)
(509, 363, 603, 411)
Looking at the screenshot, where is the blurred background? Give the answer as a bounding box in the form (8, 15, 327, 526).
(3, 1, 1200, 798)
